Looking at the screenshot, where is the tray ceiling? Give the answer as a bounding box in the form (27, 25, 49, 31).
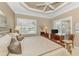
(21, 2, 63, 13)
(7, 2, 79, 18)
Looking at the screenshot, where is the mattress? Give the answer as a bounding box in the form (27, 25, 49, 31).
(9, 36, 62, 56)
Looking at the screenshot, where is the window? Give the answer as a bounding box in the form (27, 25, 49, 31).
(53, 17, 72, 40)
(53, 17, 72, 35)
(16, 18, 37, 34)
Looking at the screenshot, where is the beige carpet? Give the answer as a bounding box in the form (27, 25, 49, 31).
(70, 47, 79, 56)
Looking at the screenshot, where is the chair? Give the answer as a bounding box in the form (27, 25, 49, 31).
(61, 34, 74, 54)
(68, 34, 74, 48)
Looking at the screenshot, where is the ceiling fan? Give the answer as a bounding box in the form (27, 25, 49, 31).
(36, 2, 55, 12)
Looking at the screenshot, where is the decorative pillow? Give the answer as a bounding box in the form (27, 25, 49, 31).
(8, 38, 22, 54)
(16, 34, 24, 41)
(9, 33, 19, 39)
(0, 34, 11, 47)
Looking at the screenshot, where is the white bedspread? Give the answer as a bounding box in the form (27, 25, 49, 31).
(9, 36, 62, 56)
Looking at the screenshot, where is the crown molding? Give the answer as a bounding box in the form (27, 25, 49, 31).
(20, 2, 67, 14)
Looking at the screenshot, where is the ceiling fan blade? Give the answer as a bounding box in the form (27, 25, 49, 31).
(36, 4, 45, 6)
(49, 5, 55, 9)
(43, 5, 48, 11)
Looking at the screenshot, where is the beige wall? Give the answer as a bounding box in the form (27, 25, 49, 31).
(51, 7, 79, 47)
(15, 14, 52, 35)
(0, 2, 15, 29)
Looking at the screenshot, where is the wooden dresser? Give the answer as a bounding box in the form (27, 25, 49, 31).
(50, 33, 65, 46)
(40, 32, 74, 47)
(40, 32, 49, 39)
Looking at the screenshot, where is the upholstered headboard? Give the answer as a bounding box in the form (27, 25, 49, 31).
(0, 31, 9, 38)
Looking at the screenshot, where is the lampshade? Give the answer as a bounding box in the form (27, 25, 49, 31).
(44, 26, 48, 30)
(43, 26, 48, 33)
(15, 26, 20, 31)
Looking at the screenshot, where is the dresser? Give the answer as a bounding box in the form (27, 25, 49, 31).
(40, 32, 49, 39)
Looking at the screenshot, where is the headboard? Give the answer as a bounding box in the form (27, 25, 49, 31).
(0, 30, 9, 37)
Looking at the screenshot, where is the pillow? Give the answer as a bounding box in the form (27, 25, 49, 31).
(16, 34, 24, 41)
(8, 38, 22, 54)
(0, 34, 11, 56)
(9, 33, 19, 39)
(0, 34, 11, 47)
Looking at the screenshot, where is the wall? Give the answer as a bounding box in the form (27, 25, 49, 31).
(0, 2, 15, 30)
(51, 7, 79, 47)
(15, 14, 52, 35)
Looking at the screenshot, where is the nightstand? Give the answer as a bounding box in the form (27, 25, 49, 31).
(62, 40, 73, 54)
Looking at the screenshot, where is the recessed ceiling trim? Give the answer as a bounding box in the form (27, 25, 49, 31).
(45, 2, 68, 13)
(20, 2, 68, 13)
(20, 2, 44, 13)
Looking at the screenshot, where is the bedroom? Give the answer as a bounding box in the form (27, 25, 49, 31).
(0, 2, 79, 56)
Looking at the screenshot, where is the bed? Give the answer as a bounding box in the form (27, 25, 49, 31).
(9, 36, 63, 56)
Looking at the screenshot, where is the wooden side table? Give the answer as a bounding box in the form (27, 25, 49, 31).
(62, 40, 73, 54)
